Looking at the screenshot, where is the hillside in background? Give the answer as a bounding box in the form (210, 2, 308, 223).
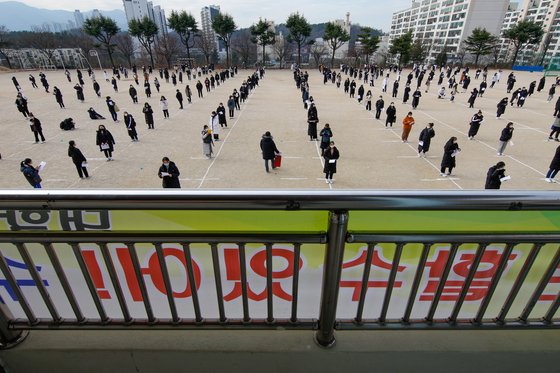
(0, 1, 128, 31)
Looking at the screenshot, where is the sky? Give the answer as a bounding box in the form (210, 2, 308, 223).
(11, 0, 413, 33)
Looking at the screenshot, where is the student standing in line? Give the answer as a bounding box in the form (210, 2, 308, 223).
(143, 103, 154, 129)
(20, 158, 42, 188)
(123, 112, 139, 141)
(319, 123, 333, 156)
(106, 96, 118, 122)
(96, 125, 115, 161)
(496, 97, 508, 119)
(545, 145, 560, 182)
(260, 131, 280, 173)
(553, 96, 560, 117)
(227, 96, 235, 118)
(402, 83, 411, 104)
(467, 88, 478, 108)
(468, 110, 484, 140)
(29, 74, 38, 89)
(216, 103, 227, 128)
(129, 85, 138, 103)
(549, 114, 560, 141)
(159, 96, 169, 118)
(15, 93, 29, 118)
(440, 137, 460, 177)
(411, 89, 422, 109)
(210, 111, 220, 141)
(68, 141, 89, 179)
(548, 84, 556, 102)
(323, 141, 339, 184)
(53, 86, 64, 108)
(176, 89, 184, 109)
(202, 125, 214, 159)
(158, 157, 181, 188)
(385, 102, 396, 129)
(375, 96, 384, 118)
(196, 80, 203, 98)
(111, 77, 118, 92)
(485, 161, 506, 189)
(185, 85, 192, 104)
(497, 122, 514, 156)
(365, 90, 372, 111)
(93, 80, 101, 97)
(307, 103, 319, 141)
(28, 113, 45, 144)
(417, 123, 435, 157)
(74, 84, 85, 102)
(402, 112, 415, 143)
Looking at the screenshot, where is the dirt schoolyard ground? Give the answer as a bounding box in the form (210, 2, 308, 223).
(1, 66, 558, 190)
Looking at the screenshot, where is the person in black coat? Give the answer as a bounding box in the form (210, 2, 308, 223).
(123, 112, 139, 141)
(53, 87, 64, 108)
(20, 158, 42, 188)
(196, 80, 203, 98)
(323, 141, 339, 184)
(357, 85, 365, 102)
(468, 88, 478, 108)
(93, 80, 101, 97)
(537, 77, 546, 92)
(28, 113, 45, 144)
(546, 145, 560, 182)
(129, 85, 138, 103)
(386, 102, 397, 128)
(468, 110, 484, 140)
(497, 122, 514, 156)
(392, 81, 399, 98)
(554, 96, 560, 117)
(15, 93, 29, 118)
(307, 103, 319, 141)
(411, 89, 421, 109)
(375, 96, 384, 119)
(158, 157, 181, 188)
(418, 123, 435, 157)
(319, 123, 333, 156)
(440, 137, 460, 177)
(216, 103, 227, 128)
(260, 131, 280, 172)
(74, 84, 85, 102)
(143, 103, 154, 129)
(485, 161, 506, 189)
(176, 89, 184, 109)
(402, 84, 411, 104)
(479, 81, 487, 97)
(88, 107, 105, 120)
(96, 125, 115, 161)
(68, 140, 89, 178)
(528, 81, 536, 96)
(60, 118, 75, 131)
(496, 98, 508, 119)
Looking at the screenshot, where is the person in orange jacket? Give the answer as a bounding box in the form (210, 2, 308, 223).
(402, 112, 415, 143)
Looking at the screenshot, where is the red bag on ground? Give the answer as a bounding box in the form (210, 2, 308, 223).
(274, 153, 282, 168)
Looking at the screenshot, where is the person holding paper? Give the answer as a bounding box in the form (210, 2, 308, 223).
(96, 125, 116, 161)
(402, 112, 415, 143)
(158, 157, 181, 188)
(323, 141, 339, 184)
(440, 137, 460, 177)
(28, 113, 45, 144)
(202, 125, 214, 159)
(497, 122, 514, 156)
(142, 103, 154, 129)
(375, 96, 384, 119)
(307, 103, 319, 141)
(385, 102, 397, 129)
(320, 124, 333, 156)
(418, 123, 435, 157)
(485, 161, 506, 189)
(468, 110, 484, 140)
(68, 141, 89, 179)
(20, 158, 42, 188)
(123, 112, 139, 142)
(496, 97, 508, 119)
(260, 131, 280, 173)
(549, 114, 560, 141)
(129, 85, 138, 103)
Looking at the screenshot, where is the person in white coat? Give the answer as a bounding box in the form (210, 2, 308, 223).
(159, 96, 169, 118)
(382, 74, 390, 93)
(210, 111, 220, 141)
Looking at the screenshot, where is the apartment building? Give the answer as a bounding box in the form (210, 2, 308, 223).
(123, 0, 168, 35)
(390, 0, 510, 63)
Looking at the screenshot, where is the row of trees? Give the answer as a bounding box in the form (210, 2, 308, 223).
(0, 10, 384, 70)
(389, 20, 546, 68)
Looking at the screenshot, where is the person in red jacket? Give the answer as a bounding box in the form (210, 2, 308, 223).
(402, 112, 415, 143)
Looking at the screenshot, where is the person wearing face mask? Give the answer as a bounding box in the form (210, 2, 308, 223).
(319, 124, 333, 156)
(440, 137, 460, 177)
(143, 103, 154, 129)
(123, 112, 139, 142)
(402, 112, 415, 142)
(202, 125, 214, 159)
(375, 96, 384, 119)
(158, 157, 181, 188)
(307, 103, 319, 141)
(417, 123, 435, 157)
(323, 141, 339, 184)
(385, 102, 396, 129)
(468, 110, 484, 140)
(485, 161, 506, 189)
(96, 125, 116, 161)
(20, 158, 42, 188)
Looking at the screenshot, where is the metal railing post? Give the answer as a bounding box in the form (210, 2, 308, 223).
(315, 211, 349, 349)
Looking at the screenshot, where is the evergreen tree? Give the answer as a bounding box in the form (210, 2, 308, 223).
(322, 21, 350, 68)
(212, 12, 237, 68)
(83, 15, 120, 67)
(503, 20, 544, 67)
(285, 12, 313, 65)
(167, 10, 198, 59)
(389, 30, 413, 67)
(464, 28, 497, 67)
(250, 19, 276, 66)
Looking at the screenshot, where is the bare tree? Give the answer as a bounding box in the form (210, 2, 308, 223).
(69, 29, 95, 67)
(114, 32, 136, 68)
(154, 33, 181, 68)
(21, 31, 58, 66)
(309, 44, 327, 67)
(232, 30, 256, 68)
(273, 38, 294, 69)
(347, 43, 364, 67)
(196, 33, 217, 66)
(0, 26, 14, 69)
